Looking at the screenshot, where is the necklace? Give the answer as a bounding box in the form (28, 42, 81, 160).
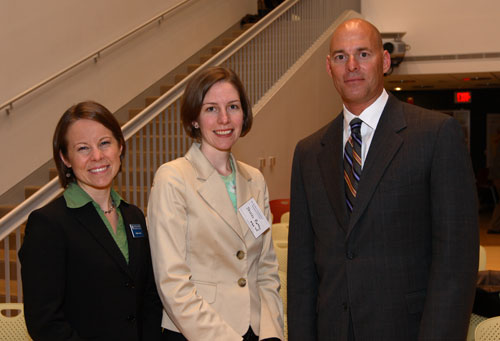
(103, 200, 115, 214)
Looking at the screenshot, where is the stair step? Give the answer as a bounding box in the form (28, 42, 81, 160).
(0, 279, 20, 303)
(145, 96, 159, 106)
(222, 37, 235, 46)
(127, 149, 181, 155)
(232, 29, 245, 38)
(200, 54, 213, 63)
(242, 23, 254, 30)
(0, 243, 23, 253)
(49, 168, 58, 179)
(211, 46, 225, 54)
(128, 105, 181, 121)
(123, 154, 180, 167)
(160, 85, 174, 94)
(0, 228, 25, 250)
(0, 250, 20, 280)
(129, 108, 142, 119)
(115, 170, 156, 183)
(125, 121, 184, 133)
(0, 249, 18, 259)
(174, 74, 188, 84)
(0, 205, 16, 219)
(24, 186, 40, 200)
(129, 134, 187, 143)
(187, 64, 201, 73)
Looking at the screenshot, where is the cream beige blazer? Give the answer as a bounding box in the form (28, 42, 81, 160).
(148, 143, 284, 340)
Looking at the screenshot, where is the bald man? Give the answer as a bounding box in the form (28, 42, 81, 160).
(287, 18, 478, 340)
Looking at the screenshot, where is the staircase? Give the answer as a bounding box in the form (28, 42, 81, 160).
(0, 21, 255, 304)
(121, 22, 253, 123)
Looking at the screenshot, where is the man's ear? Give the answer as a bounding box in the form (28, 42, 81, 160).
(382, 50, 391, 74)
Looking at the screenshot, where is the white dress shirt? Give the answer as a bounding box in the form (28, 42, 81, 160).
(343, 89, 389, 168)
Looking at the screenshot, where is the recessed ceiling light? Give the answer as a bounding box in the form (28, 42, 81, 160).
(394, 87, 402, 91)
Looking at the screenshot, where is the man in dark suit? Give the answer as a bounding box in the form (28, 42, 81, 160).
(287, 18, 479, 340)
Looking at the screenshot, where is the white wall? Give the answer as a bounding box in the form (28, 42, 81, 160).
(361, 0, 500, 75)
(232, 19, 349, 200)
(0, 0, 256, 196)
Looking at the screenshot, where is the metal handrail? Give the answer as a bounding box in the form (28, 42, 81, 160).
(0, 0, 193, 115)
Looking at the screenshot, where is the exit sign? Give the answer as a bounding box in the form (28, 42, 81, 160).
(454, 91, 471, 103)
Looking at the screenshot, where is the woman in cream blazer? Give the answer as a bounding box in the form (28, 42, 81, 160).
(147, 67, 283, 341)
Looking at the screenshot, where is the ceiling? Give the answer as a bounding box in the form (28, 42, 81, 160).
(384, 71, 500, 92)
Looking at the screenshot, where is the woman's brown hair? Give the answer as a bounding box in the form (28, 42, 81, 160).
(181, 66, 253, 139)
(52, 101, 125, 188)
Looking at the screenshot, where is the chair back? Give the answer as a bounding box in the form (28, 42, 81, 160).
(468, 313, 488, 341)
(271, 223, 288, 243)
(475, 315, 500, 341)
(0, 303, 31, 340)
(269, 199, 290, 224)
(280, 211, 289, 223)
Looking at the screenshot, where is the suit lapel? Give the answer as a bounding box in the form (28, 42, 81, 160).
(318, 115, 350, 232)
(347, 95, 407, 237)
(235, 157, 260, 239)
(72, 203, 131, 277)
(187, 144, 246, 240)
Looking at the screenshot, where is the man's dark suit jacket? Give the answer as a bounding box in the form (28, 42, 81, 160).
(287, 94, 479, 340)
(19, 196, 162, 341)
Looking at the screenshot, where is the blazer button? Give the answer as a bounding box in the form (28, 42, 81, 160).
(236, 250, 245, 260)
(346, 251, 355, 260)
(342, 302, 348, 311)
(127, 315, 136, 322)
(238, 278, 247, 287)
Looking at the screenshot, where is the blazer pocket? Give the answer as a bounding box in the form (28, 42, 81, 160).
(192, 279, 217, 304)
(405, 290, 426, 314)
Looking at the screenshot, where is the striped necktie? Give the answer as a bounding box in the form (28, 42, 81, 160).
(344, 118, 362, 214)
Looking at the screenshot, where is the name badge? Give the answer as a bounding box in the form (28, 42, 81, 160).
(129, 224, 144, 238)
(238, 198, 270, 238)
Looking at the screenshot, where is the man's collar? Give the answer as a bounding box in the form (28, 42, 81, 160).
(343, 89, 388, 130)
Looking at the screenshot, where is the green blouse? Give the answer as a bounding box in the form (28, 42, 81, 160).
(63, 182, 129, 263)
(220, 158, 237, 212)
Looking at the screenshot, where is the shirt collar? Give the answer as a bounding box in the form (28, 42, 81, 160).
(343, 89, 388, 133)
(63, 182, 125, 209)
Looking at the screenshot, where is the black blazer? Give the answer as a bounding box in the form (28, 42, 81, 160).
(287, 94, 479, 340)
(19, 195, 162, 341)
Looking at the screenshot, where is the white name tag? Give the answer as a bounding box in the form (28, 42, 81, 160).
(238, 198, 270, 238)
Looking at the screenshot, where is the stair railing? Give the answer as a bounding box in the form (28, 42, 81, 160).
(0, 0, 360, 303)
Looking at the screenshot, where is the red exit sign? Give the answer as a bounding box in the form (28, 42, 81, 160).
(454, 91, 471, 103)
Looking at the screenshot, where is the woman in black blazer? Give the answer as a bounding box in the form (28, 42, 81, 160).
(19, 101, 162, 341)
